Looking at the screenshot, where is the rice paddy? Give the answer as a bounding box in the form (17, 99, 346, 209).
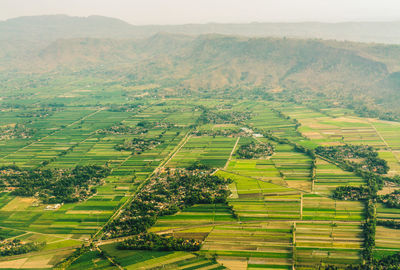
(0, 99, 399, 268)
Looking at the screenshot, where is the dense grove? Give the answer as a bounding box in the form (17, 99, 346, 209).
(362, 200, 376, 264)
(97, 123, 148, 135)
(0, 239, 45, 257)
(118, 233, 201, 251)
(377, 219, 400, 229)
(237, 141, 274, 159)
(371, 253, 400, 270)
(337, 252, 400, 269)
(136, 120, 175, 130)
(0, 165, 110, 203)
(186, 161, 211, 171)
(104, 171, 232, 238)
(197, 107, 251, 125)
(16, 108, 55, 118)
(0, 124, 35, 141)
(378, 190, 400, 208)
(107, 103, 142, 112)
(192, 128, 245, 137)
(332, 186, 370, 201)
(315, 145, 389, 174)
(115, 137, 163, 153)
(331, 167, 400, 202)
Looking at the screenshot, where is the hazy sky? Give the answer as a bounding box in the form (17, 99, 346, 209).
(2, 0, 400, 24)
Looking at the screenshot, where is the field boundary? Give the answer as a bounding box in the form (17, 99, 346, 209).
(91, 130, 192, 242)
(224, 136, 240, 169)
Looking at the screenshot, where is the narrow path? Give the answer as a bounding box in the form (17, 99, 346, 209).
(224, 137, 240, 169)
(253, 136, 288, 188)
(220, 169, 304, 195)
(0, 225, 80, 242)
(300, 193, 303, 220)
(42, 124, 110, 168)
(97, 246, 124, 270)
(92, 130, 192, 241)
(292, 221, 296, 270)
(368, 120, 391, 150)
(162, 133, 191, 168)
(0, 245, 80, 263)
(369, 120, 400, 164)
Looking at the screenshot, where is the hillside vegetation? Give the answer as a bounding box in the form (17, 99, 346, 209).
(3, 15, 400, 43)
(1, 26, 400, 119)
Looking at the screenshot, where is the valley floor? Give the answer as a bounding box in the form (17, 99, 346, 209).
(0, 99, 399, 269)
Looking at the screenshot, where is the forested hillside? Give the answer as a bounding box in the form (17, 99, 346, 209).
(1, 29, 400, 120)
(3, 15, 400, 43)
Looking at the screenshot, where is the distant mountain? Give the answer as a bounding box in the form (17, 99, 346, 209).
(2, 15, 400, 44)
(143, 21, 400, 44)
(1, 15, 400, 118)
(0, 15, 138, 42)
(3, 33, 397, 114)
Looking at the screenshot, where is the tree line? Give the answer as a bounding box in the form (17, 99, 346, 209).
(0, 239, 45, 257)
(118, 233, 201, 252)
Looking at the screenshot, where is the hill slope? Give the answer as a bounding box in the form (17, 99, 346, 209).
(1, 15, 400, 119)
(1, 33, 399, 118)
(2, 15, 400, 44)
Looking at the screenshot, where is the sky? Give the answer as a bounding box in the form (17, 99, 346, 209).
(2, 0, 400, 25)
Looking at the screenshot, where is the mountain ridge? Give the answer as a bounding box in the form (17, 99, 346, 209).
(3, 33, 397, 114)
(1, 16, 400, 120)
(3, 15, 400, 44)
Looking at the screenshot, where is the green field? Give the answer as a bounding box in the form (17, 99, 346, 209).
(0, 99, 398, 269)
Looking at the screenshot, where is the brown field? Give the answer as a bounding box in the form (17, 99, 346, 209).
(217, 257, 247, 270)
(1, 197, 37, 211)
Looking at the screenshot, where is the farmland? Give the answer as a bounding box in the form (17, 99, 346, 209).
(0, 97, 399, 269)
(166, 136, 237, 168)
(3, 13, 400, 269)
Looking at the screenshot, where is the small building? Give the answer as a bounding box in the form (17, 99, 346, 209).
(45, 204, 61, 210)
(241, 127, 253, 134)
